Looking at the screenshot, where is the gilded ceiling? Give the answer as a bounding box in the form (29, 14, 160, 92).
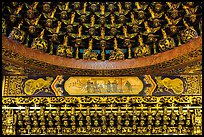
(2, 2, 202, 75)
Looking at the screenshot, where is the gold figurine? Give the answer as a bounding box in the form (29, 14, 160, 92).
(143, 21, 160, 36)
(134, 35, 151, 57)
(180, 19, 198, 43)
(164, 14, 182, 35)
(83, 38, 98, 60)
(25, 14, 42, 35)
(31, 29, 48, 52)
(100, 3, 105, 15)
(8, 20, 25, 44)
(3, 109, 17, 135)
(57, 35, 73, 58)
(109, 38, 125, 61)
(158, 28, 175, 52)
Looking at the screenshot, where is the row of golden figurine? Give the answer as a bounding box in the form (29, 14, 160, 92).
(2, 105, 202, 135)
(5, 21, 200, 61)
(3, 2, 201, 42)
(4, 2, 201, 39)
(13, 125, 196, 135)
(2, 105, 202, 129)
(4, 2, 201, 27)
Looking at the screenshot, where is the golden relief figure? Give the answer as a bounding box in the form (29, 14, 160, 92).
(155, 76, 184, 95)
(7, 4, 23, 23)
(57, 35, 73, 57)
(109, 38, 125, 61)
(158, 28, 175, 52)
(43, 6, 58, 28)
(31, 29, 48, 52)
(4, 65, 25, 75)
(62, 12, 77, 33)
(24, 77, 53, 95)
(180, 19, 198, 43)
(47, 21, 65, 43)
(3, 109, 17, 135)
(58, 2, 71, 19)
(164, 14, 182, 35)
(8, 20, 25, 44)
(25, 2, 39, 19)
(83, 38, 98, 60)
(134, 35, 151, 58)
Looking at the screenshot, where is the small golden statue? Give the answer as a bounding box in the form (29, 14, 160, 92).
(143, 21, 160, 36)
(70, 12, 76, 25)
(109, 38, 125, 61)
(43, 7, 58, 28)
(152, 2, 163, 12)
(83, 15, 98, 36)
(68, 26, 89, 59)
(135, 2, 148, 11)
(166, 2, 181, 19)
(164, 14, 182, 35)
(42, 2, 51, 13)
(31, 29, 48, 52)
(83, 38, 98, 60)
(3, 109, 17, 135)
(47, 21, 65, 43)
(100, 3, 105, 15)
(90, 15, 95, 27)
(57, 35, 73, 58)
(63, 11, 76, 28)
(183, 4, 199, 23)
(180, 19, 198, 43)
(25, 2, 39, 19)
(8, 20, 25, 44)
(83, 2, 87, 13)
(123, 26, 128, 38)
(158, 28, 175, 52)
(25, 14, 42, 35)
(148, 7, 164, 27)
(134, 35, 151, 57)
(58, 2, 72, 19)
(95, 3, 110, 24)
(115, 3, 128, 23)
(126, 12, 143, 33)
(8, 4, 23, 23)
(148, 7, 164, 19)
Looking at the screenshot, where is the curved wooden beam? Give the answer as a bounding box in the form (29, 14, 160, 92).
(2, 35, 202, 70)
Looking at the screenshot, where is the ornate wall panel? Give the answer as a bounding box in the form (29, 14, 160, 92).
(2, 96, 202, 135)
(2, 75, 202, 97)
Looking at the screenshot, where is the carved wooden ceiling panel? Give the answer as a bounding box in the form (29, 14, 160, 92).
(2, 2, 202, 75)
